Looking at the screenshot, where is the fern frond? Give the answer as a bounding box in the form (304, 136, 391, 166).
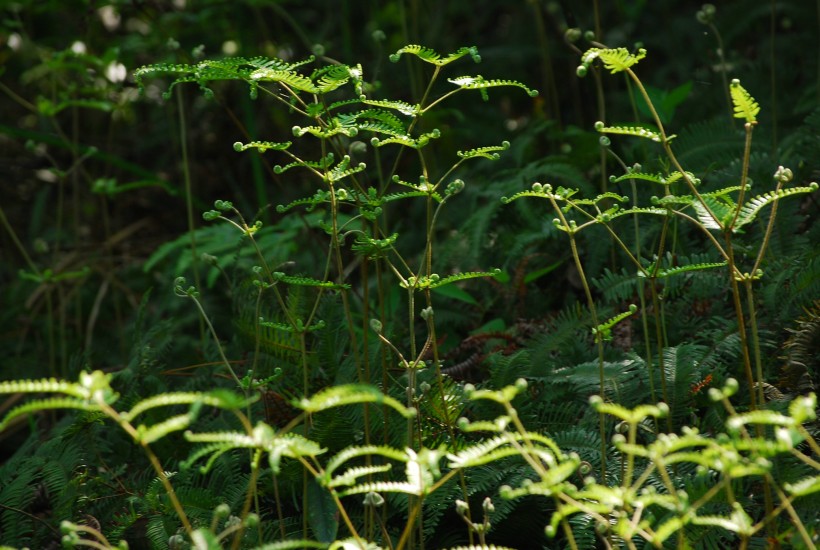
(371, 129, 440, 149)
(572, 192, 628, 207)
(600, 206, 669, 223)
(292, 122, 358, 139)
(276, 190, 332, 213)
(593, 305, 637, 342)
(610, 171, 667, 185)
(581, 47, 647, 73)
(640, 261, 728, 279)
(124, 390, 253, 422)
(381, 190, 443, 204)
(389, 45, 480, 66)
(339, 481, 420, 496)
(329, 158, 367, 182)
(249, 68, 318, 93)
(447, 75, 538, 97)
(233, 140, 292, 153)
(311, 64, 356, 93)
(596, 123, 663, 142)
(297, 384, 415, 418)
(136, 413, 193, 444)
(351, 233, 398, 258)
(457, 140, 510, 160)
(735, 184, 818, 230)
(327, 464, 393, 488)
(401, 269, 501, 290)
(729, 79, 760, 123)
(0, 398, 99, 431)
(692, 196, 732, 230)
(362, 98, 420, 117)
(273, 273, 350, 290)
(324, 445, 409, 479)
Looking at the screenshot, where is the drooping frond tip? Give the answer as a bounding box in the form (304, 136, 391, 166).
(577, 47, 646, 76)
(389, 45, 481, 66)
(730, 79, 760, 123)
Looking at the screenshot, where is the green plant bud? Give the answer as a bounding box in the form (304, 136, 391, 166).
(708, 387, 723, 402)
(463, 383, 476, 397)
(419, 381, 431, 394)
(774, 165, 793, 183)
(349, 140, 367, 157)
(312, 44, 325, 56)
(531, 182, 543, 192)
(369, 318, 382, 333)
(515, 378, 528, 391)
(657, 402, 669, 417)
(457, 416, 470, 430)
(214, 503, 231, 519)
(455, 499, 469, 517)
(583, 30, 595, 41)
(611, 433, 626, 445)
(363, 491, 385, 507)
(576, 65, 588, 78)
(615, 421, 629, 434)
(578, 461, 592, 475)
(481, 497, 495, 515)
(446, 179, 465, 195)
(245, 513, 259, 527)
(420, 306, 434, 321)
(372, 30, 386, 42)
(594, 121, 605, 131)
(723, 377, 739, 396)
(565, 28, 582, 43)
(545, 524, 557, 538)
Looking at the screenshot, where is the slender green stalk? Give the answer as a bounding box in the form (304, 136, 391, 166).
(176, 90, 205, 345)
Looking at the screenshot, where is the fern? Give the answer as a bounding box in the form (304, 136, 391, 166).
(594, 122, 663, 142)
(729, 79, 760, 123)
(389, 45, 481, 66)
(580, 47, 647, 73)
(447, 75, 538, 97)
(735, 183, 819, 229)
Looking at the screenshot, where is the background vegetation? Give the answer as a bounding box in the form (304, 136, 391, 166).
(1, 1, 818, 548)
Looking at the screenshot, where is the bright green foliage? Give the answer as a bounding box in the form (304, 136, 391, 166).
(729, 79, 760, 123)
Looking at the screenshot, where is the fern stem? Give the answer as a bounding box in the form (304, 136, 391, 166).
(547, 196, 607, 480)
(176, 90, 205, 346)
(723, 235, 759, 412)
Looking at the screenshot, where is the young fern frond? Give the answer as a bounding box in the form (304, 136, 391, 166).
(580, 47, 647, 74)
(123, 390, 253, 422)
(447, 75, 539, 97)
(249, 68, 318, 93)
(729, 79, 761, 123)
(371, 129, 441, 149)
(735, 183, 818, 230)
(233, 140, 292, 153)
(610, 171, 667, 185)
(136, 413, 195, 444)
(389, 44, 481, 66)
(594, 122, 664, 143)
(272, 273, 350, 289)
(276, 190, 332, 213)
(361, 98, 420, 116)
(401, 269, 501, 290)
(639, 261, 728, 279)
(0, 398, 100, 431)
(593, 305, 638, 342)
(457, 140, 510, 160)
(296, 384, 415, 417)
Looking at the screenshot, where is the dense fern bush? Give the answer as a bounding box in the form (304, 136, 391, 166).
(1, 25, 819, 550)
